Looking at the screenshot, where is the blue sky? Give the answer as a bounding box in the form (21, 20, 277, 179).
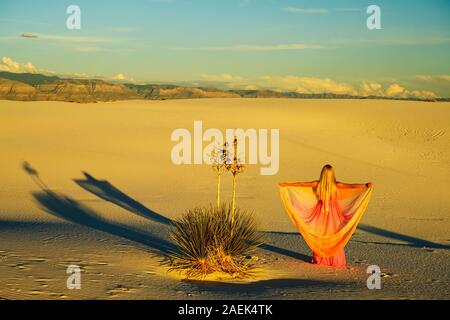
(0, 0, 449, 97)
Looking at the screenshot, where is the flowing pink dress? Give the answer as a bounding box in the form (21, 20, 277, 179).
(279, 183, 373, 267)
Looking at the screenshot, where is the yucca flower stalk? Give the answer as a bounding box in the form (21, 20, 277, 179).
(225, 136, 245, 224)
(210, 142, 228, 209)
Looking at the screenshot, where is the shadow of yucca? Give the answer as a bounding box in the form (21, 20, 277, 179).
(74, 172, 172, 225)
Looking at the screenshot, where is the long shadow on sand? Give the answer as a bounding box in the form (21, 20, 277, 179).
(358, 224, 449, 250)
(23, 162, 176, 256)
(183, 278, 347, 294)
(33, 189, 177, 255)
(73, 172, 311, 263)
(74, 172, 172, 225)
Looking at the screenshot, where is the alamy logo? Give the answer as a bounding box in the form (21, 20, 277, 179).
(171, 121, 279, 175)
(66, 5, 81, 30)
(66, 265, 81, 290)
(366, 265, 381, 289)
(367, 5, 381, 30)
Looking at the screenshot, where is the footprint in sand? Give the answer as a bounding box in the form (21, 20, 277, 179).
(63, 258, 82, 263)
(0, 250, 9, 260)
(107, 284, 137, 297)
(33, 278, 53, 288)
(353, 259, 367, 264)
(26, 258, 48, 263)
(9, 262, 32, 270)
(381, 272, 399, 278)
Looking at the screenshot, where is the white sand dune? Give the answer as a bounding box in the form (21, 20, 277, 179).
(0, 98, 449, 299)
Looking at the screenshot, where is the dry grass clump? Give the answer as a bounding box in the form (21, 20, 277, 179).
(169, 204, 262, 279)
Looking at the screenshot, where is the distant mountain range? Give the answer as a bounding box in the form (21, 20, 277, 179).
(0, 71, 446, 103)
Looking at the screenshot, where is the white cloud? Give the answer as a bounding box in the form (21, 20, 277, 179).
(113, 73, 126, 81)
(0, 57, 38, 73)
(201, 74, 356, 95)
(0, 57, 136, 82)
(385, 83, 437, 100)
(243, 84, 258, 90)
(408, 90, 437, 100)
(200, 73, 440, 99)
(201, 74, 245, 82)
(359, 81, 384, 96)
(412, 74, 450, 82)
(260, 76, 356, 95)
(111, 73, 135, 82)
(385, 83, 406, 97)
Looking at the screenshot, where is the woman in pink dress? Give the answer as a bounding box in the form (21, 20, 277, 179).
(279, 164, 373, 267)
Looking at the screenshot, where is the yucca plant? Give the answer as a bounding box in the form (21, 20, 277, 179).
(169, 204, 263, 279)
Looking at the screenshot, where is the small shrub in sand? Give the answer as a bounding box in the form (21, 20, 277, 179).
(169, 204, 263, 279)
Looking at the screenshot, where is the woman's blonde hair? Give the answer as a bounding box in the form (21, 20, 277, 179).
(315, 165, 337, 208)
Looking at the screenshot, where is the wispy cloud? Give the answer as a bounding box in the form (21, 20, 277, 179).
(20, 32, 38, 39)
(73, 46, 106, 52)
(282, 7, 329, 14)
(414, 75, 433, 81)
(176, 43, 323, 51)
(0, 18, 51, 26)
(329, 36, 450, 47)
(282, 6, 362, 14)
(20, 32, 114, 43)
(333, 8, 361, 12)
(413, 74, 450, 82)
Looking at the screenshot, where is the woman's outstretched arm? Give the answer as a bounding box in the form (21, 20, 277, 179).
(279, 181, 318, 187)
(337, 182, 373, 188)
